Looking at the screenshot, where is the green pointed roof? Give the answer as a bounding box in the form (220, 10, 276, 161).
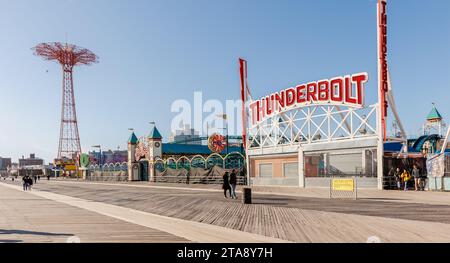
(128, 132, 138, 144)
(427, 106, 443, 121)
(148, 126, 163, 139)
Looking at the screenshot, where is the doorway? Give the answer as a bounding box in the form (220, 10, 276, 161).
(139, 161, 149, 181)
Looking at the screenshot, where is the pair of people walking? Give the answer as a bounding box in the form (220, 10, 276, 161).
(222, 170, 238, 199)
(22, 175, 33, 191)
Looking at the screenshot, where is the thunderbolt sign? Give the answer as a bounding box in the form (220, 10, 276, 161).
(249, 72, 369, 126)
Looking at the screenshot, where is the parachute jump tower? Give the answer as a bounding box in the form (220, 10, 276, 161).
(33, 42, 98, 159)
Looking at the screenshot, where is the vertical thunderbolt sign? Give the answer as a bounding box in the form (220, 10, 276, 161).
(378, 0, 388, 141)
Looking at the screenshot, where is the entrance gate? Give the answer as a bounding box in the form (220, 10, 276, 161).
(139, 160, 149, 181)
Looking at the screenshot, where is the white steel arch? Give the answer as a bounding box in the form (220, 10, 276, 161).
(248, 104, 379, 150)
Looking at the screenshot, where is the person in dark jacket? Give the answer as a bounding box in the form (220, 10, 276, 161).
(229, 170, 238, 199)
(222, 172, 231, 198)
(27, 176, 34, 191)
(22, 175, 29, 191)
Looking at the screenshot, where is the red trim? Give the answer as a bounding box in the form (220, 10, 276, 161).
(239, 58, 248, 149)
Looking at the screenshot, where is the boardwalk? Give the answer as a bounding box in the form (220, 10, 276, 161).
(2, 179, 450, 243)
(0, 183, 188, 243)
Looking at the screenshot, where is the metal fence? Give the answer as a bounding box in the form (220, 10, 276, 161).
(154, 175, 247, 185)
(86, 163, 128, 182)
(329, 176, 358, 200)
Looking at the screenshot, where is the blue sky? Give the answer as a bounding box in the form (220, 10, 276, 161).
(0, 0, 449, 163)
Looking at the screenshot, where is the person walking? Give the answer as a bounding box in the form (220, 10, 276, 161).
(229, 169, 238, 199)
(222, 172, 231, 199)
(27, 175, 33, 191)
(394, 168, 402, 190)
(22, 175, 28, 191)
(412, 165, 421, 191)
(401, 169, 411, 191)
(420, 173, 427, 191)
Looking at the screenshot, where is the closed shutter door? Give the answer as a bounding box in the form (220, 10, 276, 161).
(284, 163, 299, 178)
(259, 164, 273, 178)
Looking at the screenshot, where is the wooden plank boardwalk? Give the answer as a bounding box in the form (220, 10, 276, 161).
(4, 180, 450, 242)
(0, 184, 188, 243)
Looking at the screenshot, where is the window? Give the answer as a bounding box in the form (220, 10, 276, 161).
(328, 153, 362, 176)
(304, 149, 376, 178)
(259, 164, 273, 178)
(283, 163, 298, 178)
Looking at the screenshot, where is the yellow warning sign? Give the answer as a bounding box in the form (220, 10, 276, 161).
(332, 178, 355, 191)
(65, 165, 77, 171)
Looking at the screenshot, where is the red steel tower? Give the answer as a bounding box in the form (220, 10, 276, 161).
(33, 42, 98, 159)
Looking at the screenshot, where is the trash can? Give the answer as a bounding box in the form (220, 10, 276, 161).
(243, 187, 252, 204)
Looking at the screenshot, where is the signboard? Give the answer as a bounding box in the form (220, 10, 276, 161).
(65, 165, 77, 171)
(378, 0, 388, 140)
(427, 154, 445, 178)
(79, 154, 90, 168)
(249, 73, 368, 126)
(208, 133, 227, 153)
(330, 177, 357, 199)
(332, 178, 355, 191)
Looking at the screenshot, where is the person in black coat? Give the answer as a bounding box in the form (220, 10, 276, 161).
(22, 175, 29, 191)
(222, 172, 231, 198)
(27, 176, 33, 190)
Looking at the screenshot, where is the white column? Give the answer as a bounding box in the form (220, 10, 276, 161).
(377, 103, 384, 190)
(298, 146, 305, 188)
(246, 154, 251, 186)
(442, 127, 450, 154)
(127, 143, 136, 181)
(149, 162, 154, 182)
(362, 149, 367, 176)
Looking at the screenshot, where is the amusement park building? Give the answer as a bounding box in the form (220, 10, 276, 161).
(19, 154, 44, 167)
(0, 157, 12, 171)
(125, 125, 244, 182)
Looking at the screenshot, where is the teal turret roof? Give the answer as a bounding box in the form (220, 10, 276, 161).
(128, 132, 138, 144)
(427, 106, 443, 121)
(148, 126, 163, 139)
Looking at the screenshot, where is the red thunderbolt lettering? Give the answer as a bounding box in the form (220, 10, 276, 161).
(249, 72, 368, 126)
(352, 73, 368, 106)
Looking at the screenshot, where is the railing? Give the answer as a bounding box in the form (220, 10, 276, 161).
(382, 176, 399, 190)
(154, 175, 247, 185)
(86, 175, 128, 182)
(86, 170, 128, 182)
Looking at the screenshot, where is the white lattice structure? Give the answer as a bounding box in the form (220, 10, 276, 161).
(248, 105, 378, 149)
(245, 101, 382, 189)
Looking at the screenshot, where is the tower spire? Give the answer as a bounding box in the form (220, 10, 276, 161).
(33, 42, 98, 159)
